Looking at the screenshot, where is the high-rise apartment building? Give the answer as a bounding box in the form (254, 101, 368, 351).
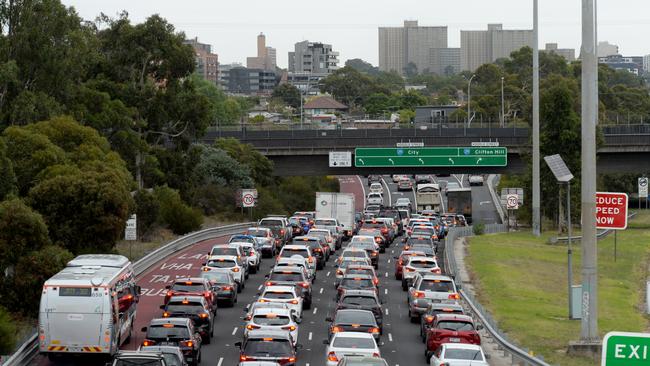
(378, 20, 447, 75)
(184, 37, 219, 84)
(247, 33, 277, 70)
(597, 41, 619, 58)
(644, 55, 650, 74)
(288, 40, 339, 74)
(544, 43, 576, 62)
(460, 24, 533, 71)
(429, 48, 460, 75)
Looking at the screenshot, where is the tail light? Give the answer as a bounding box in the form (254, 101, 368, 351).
(372, 353, 380, 358)
(222, 286, 233, 291)
(332, 326, 342, 333)
(375, 237, 381, 243)
(199, 312, 209, 319)
(373, 278, 379, 285)
(258, 299, 268, 303)
(308, 256, 314, 264)
(314, 248, 322, 252)
(371, 252, 377, 257)
(327, 352, 338, 362)
(405, 267, 416, 272)
(282, 325, 297, 331)
(432, 268, 441, 274)
(414, 291, 425, 298)
(397, 259, 403, 265)
(280, 229, 285, 235)
(232, 267, 240, 272)
(246, 324, 261, 330)
(181, 340, 193, 348)
(299, 282, 309, 288)
(328, 238, 332, 243)
(448, 293, 460, 300)
(336, 270, 343, 275)
(162, 312, 170, 317)
(289, 299, 299, 305)
(425, 315, 434, 323)
(142, 340, 155, 347)
(368, 327, 380, 333)
(472, 333, 481, 344)
(266, 281, 275, 286)
(204, 291, 211, 298)
(166, 291, 173, 297)
(240, 355, 250, 361)
(381, 228, 388, 233)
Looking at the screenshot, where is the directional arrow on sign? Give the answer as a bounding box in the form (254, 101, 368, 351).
(419, 158, 425, 164)
(476, 158, 482, 165)
(388, 158, 395, 165)
(358, 159, 365, 165)
(449, 158, 455, 165)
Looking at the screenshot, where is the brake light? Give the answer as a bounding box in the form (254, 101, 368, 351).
(240, 355, 250, 361)
(308, 257, 314, 264)
(332, 326, 342, 333)
(142, 340, 155, 346)
(289, 299, 299, 305)
(425, 315, 434, 323)
(166, 291, 173, 297)
(372, 352, 380, 358)
(299, 282, 309, 288)
(397, 259, 403, 265)
(181, 340, 193, 348)
(371, 252, 377, 256)
(381, 228, 388, 233)
(258, 299, 268, 303)
(282, 325, 297, 331)
(328, 352, 338, 362)
(373, 278, 379, 285)
(406, 268, 416, 272)
(369, 327, 380, 333)
(448, 293, 460, 300)
(246, 324, 261, 330)
(336, 270, 343, 275)
(414, 291, 425, 298)
(280, 229, 285, 235)
(314, 248, 322, 252)
(162, 312, 170, 317)
(232, 267, 240, 272)
(222, 286, 233, 291)
(375, 237, 381, 243)
(204, 291, 211, 298)
(432, 268, 442, 274)
(266, 281, 274, 286)
(286, 357, 297, 363)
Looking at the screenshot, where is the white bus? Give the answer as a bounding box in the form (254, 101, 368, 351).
(39, 254, 140, 359)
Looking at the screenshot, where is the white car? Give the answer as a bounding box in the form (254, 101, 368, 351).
(366, 193, 384, 206)
(349, 235, 378, 248)
(369, 183, 384, 194)
(325, 332, 381, 366)
(258, 285, 303, 319)
(392, 174, 408, 183)
(308, 228, 337, 253)
(232, 242, 261, 274)
(335, 257, 373, 285)
(468, 174, 484, 186)
(402, 256, 441, 287)
(202, 255, 245, 291)
(244, 307, 300, 345)
(429, 344, 489, 366)
(275, 255, 315, 281)
(278, 245, 316, 273)
(395, 198, 412, 210)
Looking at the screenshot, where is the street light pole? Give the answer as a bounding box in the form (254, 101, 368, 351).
(467, 74, 476, 127)
(532, 0, 541, 237)
(501, 77, 505, 127)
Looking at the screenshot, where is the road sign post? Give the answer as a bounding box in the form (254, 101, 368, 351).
(639, 177, 648, 209)
(596, 192, 629, 230)
(354, 147, 507, 167)
(329, 151, 352, 167)
(602, 332, 650, 365)
(242, 189, 258, 208)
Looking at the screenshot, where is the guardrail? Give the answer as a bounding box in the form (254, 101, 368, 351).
(487, 174, 506, 225)
(1, 222, 253, 366)
(445, 225, 553, 366)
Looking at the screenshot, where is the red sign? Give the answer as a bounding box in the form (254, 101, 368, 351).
(596, 192, 628, 230)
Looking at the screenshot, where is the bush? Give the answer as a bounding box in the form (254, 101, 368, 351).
(190, 184, 236, 216)
(0, 306, 16, 354)
(0, 198, 51, 270)
(134, 189, 160, 239)
(473, 223, 485, 236)
(154, 186, 203, 235)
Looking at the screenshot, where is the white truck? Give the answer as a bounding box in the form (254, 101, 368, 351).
(416, 183, 442, 213)
(315, 192, 356, 239)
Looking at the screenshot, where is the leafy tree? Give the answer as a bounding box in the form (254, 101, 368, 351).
(0, 305, 16, 353)
(319, 66, 378, 109)
(192, 145, 254, 188)
(0, 139, 16, 199)
(154, 185, 203, 234)
(215, 138, 274, 186)
(403, 62, 418, 78)
(345, 58, 380, 76)
(374, 71, 405, 92)
(272, 83, 301, 109)
(134, 189, 160, 239)
(0, 198, 51, 271)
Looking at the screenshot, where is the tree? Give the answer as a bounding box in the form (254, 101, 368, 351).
(403, 62, 418, 78)
(0, 198, 51, 271)
(0, 139, 16, 200)
(154, 186, 203, 235)
(215, 138, 274, 186)
(0, 306, 16, 353)
(345, 58, 380, 76)
(134, 189, 160, 239)
(319, 66, 378, 109)
(192, 145, 254, 189)
(272, 83, 301, 109)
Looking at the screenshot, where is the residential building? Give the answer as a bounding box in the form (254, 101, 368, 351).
(597, 41, 619, 58)
(378, 20, 447, 75)
(246, 33, 276, 70)
(220, 66, 277, 95)
(218, 63, 243, 88)
(429, 48, 460, 75)
(288, 40, 339, 74)
(414, 105, 461, 125)
(643, 55, 650, 74)
(544, 43, 576, 62)
(286, 72, 326, 95)
(599, 54, 644, 75)
(184, 37, 219, 84)
(461, 24, 533, 71)
(303, 96, 348, 123)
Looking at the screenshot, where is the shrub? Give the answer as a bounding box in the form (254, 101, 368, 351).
(473, 223, 485, 236)
(0, 306, 16, 354)
(134, 189, 160, 239)
(190, 184, 236, 216)
(154, 186, 203, 235)
(0, 198, 51, 270)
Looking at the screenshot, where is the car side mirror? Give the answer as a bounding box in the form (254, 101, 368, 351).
(135, 285, 142, 295)
(141, 327, 148, 332)
(256, 292, 261, 296)
(243, 305, 249, 312)
(393, 256, 399, 259)
(201, 262, 206, 266)
(322, 339, 329, 345)
(234, 341, 242, 348)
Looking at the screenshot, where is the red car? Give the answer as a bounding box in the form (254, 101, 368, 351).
(424, 314, 482, 360)
(164, 278, 217, 314)
(394, 250, 426, 280)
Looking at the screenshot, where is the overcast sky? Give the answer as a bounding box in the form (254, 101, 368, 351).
(62, 0, 650, 68)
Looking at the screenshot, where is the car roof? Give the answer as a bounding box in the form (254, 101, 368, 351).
(429, 303, 464, 312)
(341, 289, 378, 297)
(421, 274, 454, 281)
(139, 345, 184, 354)
(149, 318, 190, 326)
(246, 329, 293, 339)
(168, 295, 206, 303)
(207, 255, 238, 261)
(408, 256, 436, 262)
(435, 314, 474, 322)
(263, 285, 297, 292)
(442, 343, 483, 351)
(335, 308, 375, 316)
(342, 274, 373, 280)
(272, 266, 303, 273)
(115, 351, 164, 359)
(282, 245, 309, 250)
(332, 331, 375, 339)
(252, 307, 292, 316)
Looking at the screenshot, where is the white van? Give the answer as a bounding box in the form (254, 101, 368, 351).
(39, 254, 140, 358)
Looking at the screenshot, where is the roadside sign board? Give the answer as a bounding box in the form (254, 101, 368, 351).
(471, 141, 500, 147)
(506, 194, 519, 210)
(596, 192, 628, 230)
(602, 331, 650, 366)
(329, 151, 352, 167)
(501, 188, 524, 206)
(639, 177, 648, 199)
(242, 189, 258, 208)
(354, 147, 507, 167)
(124, 214, 137, 241)
(396, 142, 424, 148)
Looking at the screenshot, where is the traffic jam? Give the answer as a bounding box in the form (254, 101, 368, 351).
(38, 175, 490, 366)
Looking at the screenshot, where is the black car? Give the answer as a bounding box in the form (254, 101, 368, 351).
(200, 271, 238, 307)
(326, 309, 381, 341)
(292, 236, 326, 269)
(336, 274, 377, 302)
(160, 296, 214, 344)
(141, 318, 202, 366)
(378, 207, 404, 235)
(235, 329, 298, 365)
(419, 302, 465, 341)
(336, 290, 384, 328)
(367, 175, 382, 186)
(265, 266, 312, 309)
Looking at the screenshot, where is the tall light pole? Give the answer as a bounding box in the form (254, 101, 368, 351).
(532, 0, 541, 237)
(501, 77, 505, 127)
(467, 74, 476, 127)
(580, 0, 599, 343)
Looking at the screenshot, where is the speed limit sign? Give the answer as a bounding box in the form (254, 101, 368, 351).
(506, 194, 519, 210)
(241, 189, 257, 208)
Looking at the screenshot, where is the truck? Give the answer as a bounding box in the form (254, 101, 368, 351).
(446, 187, 473, 224)
(415, 183, 442, 213)
(315, 192, 356, 238)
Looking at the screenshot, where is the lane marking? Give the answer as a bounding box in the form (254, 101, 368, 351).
(385, 308, 389, 315)
(308, 332, 313, 341)
(384, 272, 388, 278)
(388, 333, 393, 342)
(387, 259, 391, 263)
(217, 358, 223, 366)
(326, 271, 331, 277)
(357, 176, 367, 210)
(232, 327, 238, 335)
(313, 307, 318, 314)
(391, 250, 395, 254)
(384, 288, 388, 295)
(319, 288, 324, 294)
(258, 284, 263, 291)
(381, 177, 392, 206)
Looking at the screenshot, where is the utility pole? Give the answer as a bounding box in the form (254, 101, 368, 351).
(580, 0, 599, 343)
(501, 77, 505, 127)
(532, 0, 541, 237)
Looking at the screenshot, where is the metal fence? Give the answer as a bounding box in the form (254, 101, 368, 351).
(1, 222, 253, 366)
(445, 225, 553, 366)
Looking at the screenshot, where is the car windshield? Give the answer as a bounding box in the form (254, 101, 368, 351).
(161, 354, 182, 366)
(210, 247, 238, 256)
(409, 246, 434, 255)
(244, 339, 292, 357)
(342, 359, 387, 366)
(332, 337, 375, 349)
(206, 260, 235, 268)
(341, 278, 374, 289)
(341, 296, 378, 306)
(421, 281, 454, 292)
(444, 348, 484, 361)
(269, 272, 303, 282)
(263, 292, 295, 300)
(253, 314, 291, 326)
(437, 321, 475, 332)
(114, 359, 164, 366)
(349, 243, 374, 251)
(260, 219, 283, 227)
(231, 237, 255, 244)
(335, 311, 375, 324)
(170, 283, 204, 292)
(165, 303, 205, 315)
(146, 325, 190, 339)
(280, 248, 309, 258)
(346, 268, 373, 277)
(201, 272, 230, 283)
(408, 238, 433, 245)
(408, 260, 436, 268)
(343, 251, 367, 258)
(315, 219, 337, 226)
(247, 229, 269, 237)
(351, 238, 374, 244)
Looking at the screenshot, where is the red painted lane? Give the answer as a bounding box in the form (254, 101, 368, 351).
(338, 175, 366, 211)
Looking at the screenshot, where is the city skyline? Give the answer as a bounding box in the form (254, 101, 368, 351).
(62, 0, 650, 68)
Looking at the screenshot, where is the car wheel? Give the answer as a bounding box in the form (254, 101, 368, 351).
(304, 299, 311, 310)
(424, 350, 431, 362)
(395, 273, 401, 280)
(237, 283, 242, 293)
(401, 279, 408, 291)
(203, 332, 211, 344)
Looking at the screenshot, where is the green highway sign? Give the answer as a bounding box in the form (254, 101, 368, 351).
(354, 147, 507, 167)
(602, 332, 650, 365)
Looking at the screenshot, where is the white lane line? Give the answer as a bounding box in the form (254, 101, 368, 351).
(307, 363, 311, 366)
(319, 288, 324, 294)
(384, 288, 388, 295)
(388, 333, 393, 342)
(387, 259, 391, 264)
(384, 272, 388, 278)
(357, 176, 367, 210)
(313, 307, 318, 315)
(308, 332, 313, 341)
(391, 250, 395, 254)
(258, 284, 263, 291)
(381, 177, 392, 206)
(232, 327, 238, 335)
(385, 308, 389, 315)
(217, 358, 223, 366)
(326, 271, 331, 277)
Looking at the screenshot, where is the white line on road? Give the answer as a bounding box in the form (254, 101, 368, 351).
(232, 327, 238, 335)
(319, 288, 324, 294)
(326, 271, 331, 277)
(313, 307, 318, 315)
(381, 177, 392, 206)
(217, 358, 223, 366)
(388, 333, 393, 342)
(385, 308, 389, 315)
(385, 272, 388, 278)
(308, 332, 313, 341)
(384, 288, 388, 295)
(357, 176, 367, 210)
(257, 284, 263, 291)
(387, 259, 391, 263)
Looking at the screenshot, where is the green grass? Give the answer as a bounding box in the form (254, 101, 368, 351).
(466, 210, 650, 365)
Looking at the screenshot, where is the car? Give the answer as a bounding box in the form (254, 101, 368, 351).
(468, 174, 484, 186)
(406, 243, 437, 258)
(265, 266, 312, 309)
(393, 250, 426, 280)
(337, 249, 371, 265)
(245, 227, 277, 257)
(445, 181, 461, 192)
(397, 209, 411, 226)
(335, 258, 372, 285)
(347, 241, 379, 269)
(160, 296, 214, 343)
(293, 211, 316, 225)
(357, 228, 387, 252)
(163, 278, 217, 314)
(408, 274, 460, 322)
(112, 351, 171, 366)
(313, 218, 344, 249)
(244, 302, 294, 322)
(234, 242, 261, 274)
(397, 178, 413, 191)
(336, 274, 377, 301)
(141, 318, 202, 366)
(202, 255, 245, 291)
(367, 175, 382, 186)
(402, 257, 442, 291)
(341, 264, 379, 288)
(236, 329, 298, 366)
(275, 256, 315, 281)
(336, 290, 383, 327)
(288, 216, 310, 237)
(392, 174, 409, 183)
(425, 318, 483, 362)
(374, 217, 397, 243)
(259, 217, 293, 248)
(209, 245, 249, 277)
(326, 309, 381, 341)
(278, 245, 316, 272)
(258, 285, 304, 319)
(239, 362, 282, 366)
(364, 204, 381, 216)
(337, 356, 389, 366)
(369, 183, 384, 195)
(395, 198, 412, 211)
(366, 193, 384, 206)
(415, 175, 434, 184)
(307, 228, 337, 253)
(292, 236, 328, 269)
(245, 307, 300, 346)
(229, 234, 261, 248)
(200, 270, 238, 307)
(420, 303, 465, 342)
(324, 332, 381, 366)
(138, 346, 188, 366)
(361, 219, 392, 244)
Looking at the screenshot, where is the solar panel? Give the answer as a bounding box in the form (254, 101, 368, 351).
(543, 154, 574, 183)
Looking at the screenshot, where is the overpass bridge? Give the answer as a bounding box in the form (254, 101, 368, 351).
(202, 126, 650, 176)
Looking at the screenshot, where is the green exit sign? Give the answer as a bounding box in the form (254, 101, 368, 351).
(354, 147, 508, 167)
(602, 332, 650, 365)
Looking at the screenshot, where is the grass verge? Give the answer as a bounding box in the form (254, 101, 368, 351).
(466, 210, 650, 365)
